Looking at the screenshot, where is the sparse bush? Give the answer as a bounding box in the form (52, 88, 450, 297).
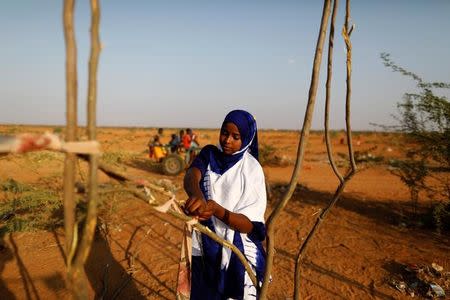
(53, 127, 63, 134)
(432, 201, 450, 232)
(329, 130, 339, 139)
(102, 151, 139, 167)
(353, 146, 384, 164)
(1, 178, 30, 193)
(381, 53, 450, 231)
(259, 144, 292, 167)
(0, 178, 129, 236)
(6, 126, 18, 134)
(0, 178, 63, 235)
(337, 146, 384, 165)
(389, 158, 427, 216)
(24, 151, 63, 165)
(259, 144, 277, 166)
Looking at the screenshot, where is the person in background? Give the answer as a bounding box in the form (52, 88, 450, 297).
(181, 129, 193, 164)
(183, 128, 201, 165)
(148, 134, 166, 162)
(188, 128, 200, 148)
(183, 109, 267, 299)
(168, 133, 181, 153)
(182, 129, 192, 151)
(179, 129, 185, 148)
(179, 129, 185, 138)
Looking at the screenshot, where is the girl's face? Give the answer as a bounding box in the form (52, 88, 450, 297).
(220, 122, 242, 155)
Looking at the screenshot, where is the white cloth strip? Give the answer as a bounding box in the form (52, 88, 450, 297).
(0, 132, 100, 154)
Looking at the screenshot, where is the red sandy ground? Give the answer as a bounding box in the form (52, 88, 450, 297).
(0, 125, 449, 299)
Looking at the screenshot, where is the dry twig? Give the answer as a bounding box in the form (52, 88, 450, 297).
(62, 0, 77, 266)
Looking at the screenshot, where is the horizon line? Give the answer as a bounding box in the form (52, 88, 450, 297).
(0, 122, 391, 133)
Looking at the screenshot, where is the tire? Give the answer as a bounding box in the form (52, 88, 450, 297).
(161, 154, 185, 176)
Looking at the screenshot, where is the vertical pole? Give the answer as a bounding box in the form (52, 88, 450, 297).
(73, 0, 102, 273)
(343, 0, 356, 173)
(62, 0, 79, 297)
(62, 0, 77, 274)
(324, 0, 344, 184)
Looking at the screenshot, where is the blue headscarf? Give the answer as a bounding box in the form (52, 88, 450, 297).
(222, 110, 259, 159)
(209, 109, 259, 174)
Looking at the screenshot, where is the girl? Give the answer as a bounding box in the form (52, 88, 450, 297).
(184, 110, 267, 299)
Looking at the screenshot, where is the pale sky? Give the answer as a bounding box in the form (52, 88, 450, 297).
(1, 1, 449, 130)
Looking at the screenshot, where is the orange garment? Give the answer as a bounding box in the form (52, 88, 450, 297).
(182, 134, 192, 150)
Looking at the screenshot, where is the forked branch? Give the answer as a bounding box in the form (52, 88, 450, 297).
(259, 0, 333, 298)
(324, 0, 344, 183)
(293, 0, 357, 298)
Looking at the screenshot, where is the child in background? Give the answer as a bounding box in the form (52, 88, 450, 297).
(183, 110, 267, 299)
(179, 129, 185, 145)
(188, 128, 200, 148)
(182, 129, 192, 151)
(148, 135, 166, 162)
(168, 133, 181, 153)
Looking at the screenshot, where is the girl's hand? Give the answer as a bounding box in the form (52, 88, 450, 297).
(184, 197, 216, 221)
(184, 195, 204, 215)
(196, 200, 216, 221)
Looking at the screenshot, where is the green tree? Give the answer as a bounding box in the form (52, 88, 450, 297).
(381, 53, 450, 231)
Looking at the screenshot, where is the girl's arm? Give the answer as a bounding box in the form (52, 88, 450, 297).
(183, 167, 204, 201)
(184, 167, 253, 233)
(208, 200, 254, 234)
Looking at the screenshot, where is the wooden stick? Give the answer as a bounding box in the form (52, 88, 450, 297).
(73, 0, 101, 266)
(259, 0, 332, 298)
(343, 0, 357, 174)
(323, 0, 344, 184)
(62, 0, 78, 297)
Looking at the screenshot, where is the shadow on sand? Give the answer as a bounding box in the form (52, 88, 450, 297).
(270, 183, 432, 228)
(0, 234, 16, 299)
(84, 229, 148, 299)
(0, 229, 147, 300)
(275, 247, 395, 300)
